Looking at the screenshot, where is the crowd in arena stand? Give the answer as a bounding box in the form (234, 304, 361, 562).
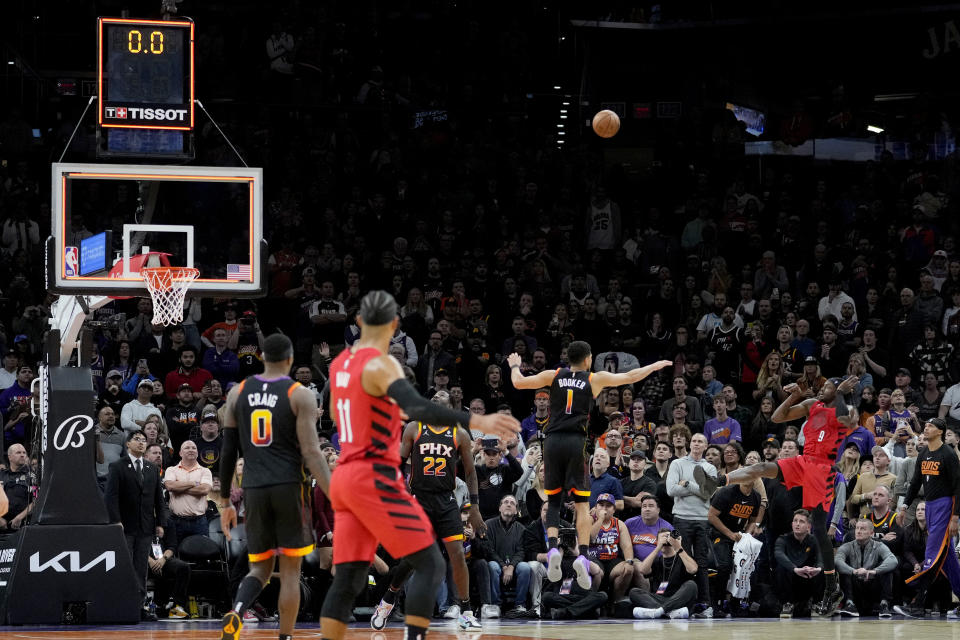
(3, 1, 960, 624)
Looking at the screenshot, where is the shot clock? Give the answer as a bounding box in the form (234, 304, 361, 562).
(98, 17, 194, 130)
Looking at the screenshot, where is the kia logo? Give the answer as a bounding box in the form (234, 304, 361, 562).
(29, 551, 115, 573)
(53, 415, 94, 451)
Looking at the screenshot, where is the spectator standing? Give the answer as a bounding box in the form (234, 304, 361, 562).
(0, 365, 33, 450)
(163, 440, 213, 541)
(666, 432, 718, 616)
(202, 328, 241, 387)
(704, 395, 742, 445)
(0, 444, 34, 532)
(163, 346, 213, 399)
(120, 379, 163, 436)
(105, 431, 168, 620)
(476, 441, 523, 519)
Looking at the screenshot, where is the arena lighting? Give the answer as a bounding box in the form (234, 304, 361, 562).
(553, 85, 561, 90)
(867, 125, 885, 134)
(562, 101, 570, 105)
(560, 115, 567, 119)
(558, 131, 566, 135)
(560, 109, 567, 113)
(557, 123, 564, 128)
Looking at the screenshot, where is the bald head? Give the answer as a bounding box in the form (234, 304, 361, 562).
(179, 439, 199, 464)
(7, 444, 27, 470)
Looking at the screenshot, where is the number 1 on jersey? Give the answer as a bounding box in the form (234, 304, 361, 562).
(565, 389, 574, 414)
(336, 397, 353, 443)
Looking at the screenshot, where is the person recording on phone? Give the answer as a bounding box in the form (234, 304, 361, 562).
(628, 528, 699, 619)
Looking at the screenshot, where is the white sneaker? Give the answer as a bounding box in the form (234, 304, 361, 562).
(481, 604, 500, 619)
(546, 548, 563, 582)
(668, 607, 689, 619)
(458, 610, 482, 630)
(370, 600, 394, 630)
(573, 555, 591, 590)
(633, 606, 662, 619)
(443, 605, 460, 620)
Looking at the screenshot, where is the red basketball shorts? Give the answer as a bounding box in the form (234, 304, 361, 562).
(329, 461, 436, 564)
(778, 454, 835, 511)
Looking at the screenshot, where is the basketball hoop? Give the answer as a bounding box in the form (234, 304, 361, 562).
(140, 266, 200, 326)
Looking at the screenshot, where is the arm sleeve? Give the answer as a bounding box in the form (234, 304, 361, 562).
(387, 379, 471, 428)
(219, 428, 240, 499)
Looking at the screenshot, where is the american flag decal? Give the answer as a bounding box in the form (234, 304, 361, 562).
(226, 264, 252, 280)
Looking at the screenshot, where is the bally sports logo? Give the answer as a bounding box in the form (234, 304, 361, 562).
(105, 106, 188, 122)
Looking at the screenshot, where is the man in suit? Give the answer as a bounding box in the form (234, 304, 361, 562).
(106, 429, 169, 621)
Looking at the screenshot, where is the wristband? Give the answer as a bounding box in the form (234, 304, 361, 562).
(470, 494, 479, 505)
(510, 364, 520, 370)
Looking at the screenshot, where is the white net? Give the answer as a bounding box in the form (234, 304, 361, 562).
(140, 267, 200, 326)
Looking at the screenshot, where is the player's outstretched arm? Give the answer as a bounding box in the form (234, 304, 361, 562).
(292, 385, 332, 496)
(772, 383, 815, 423)
(365, 354, 521, 441)
(591, 360, 673, 392)
(507, 353, 557, 389)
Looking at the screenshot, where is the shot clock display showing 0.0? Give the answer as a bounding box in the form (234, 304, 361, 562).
(98, 17, 195, 131)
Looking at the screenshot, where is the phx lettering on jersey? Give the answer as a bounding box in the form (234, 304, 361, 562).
(418, 442, 454, 457)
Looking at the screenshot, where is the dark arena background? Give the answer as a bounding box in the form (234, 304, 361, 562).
(2, 0, 960, 639)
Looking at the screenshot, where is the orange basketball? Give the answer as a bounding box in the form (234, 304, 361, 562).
(592, 110, 620, 138)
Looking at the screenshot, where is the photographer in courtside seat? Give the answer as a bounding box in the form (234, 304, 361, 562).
(628, 528, 699, 619)
(541, 528, 605, 620)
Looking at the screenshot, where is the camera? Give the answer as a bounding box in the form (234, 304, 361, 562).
(558, 527, 578, 550)
(670, 529, 681, 539)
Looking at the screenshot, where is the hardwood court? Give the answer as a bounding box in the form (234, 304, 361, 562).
(0, 618, 956, 640)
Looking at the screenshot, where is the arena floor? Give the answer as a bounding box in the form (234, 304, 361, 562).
(0, 618, 955, 640)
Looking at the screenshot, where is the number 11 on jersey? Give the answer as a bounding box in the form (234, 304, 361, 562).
(336, 398, 353, 443)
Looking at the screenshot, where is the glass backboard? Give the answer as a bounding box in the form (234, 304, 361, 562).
(49, 163, 264, 297)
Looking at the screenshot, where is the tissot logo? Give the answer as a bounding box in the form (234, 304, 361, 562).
(29, 551, 116, 573)
(116, 107, 127, 119)
(104, 107, 116, 118)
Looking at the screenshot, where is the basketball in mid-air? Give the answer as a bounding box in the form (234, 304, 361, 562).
(592, 110, 620, 138)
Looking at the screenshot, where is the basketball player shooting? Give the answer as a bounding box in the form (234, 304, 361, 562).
(508, 342, 671, 589)
(726, 374, 859, 617)
(320, 291, 519, 640)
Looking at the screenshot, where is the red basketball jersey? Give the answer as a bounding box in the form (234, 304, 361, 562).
(329, 347, 403, 467)
(801, 401, 848, 462)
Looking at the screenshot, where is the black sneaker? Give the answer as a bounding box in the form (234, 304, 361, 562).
(878, 601, 892, 619)
(793, 600, 812, 619)
(693, 465, 718, 500)
(780, 603, 794, 618)
(893, 604, 925, 618)
(839, 600, 859, 617)
(816, 589, 844, 617)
